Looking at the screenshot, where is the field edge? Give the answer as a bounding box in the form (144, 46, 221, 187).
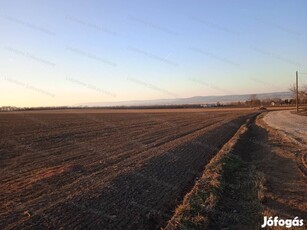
(163, 113, 264, 230)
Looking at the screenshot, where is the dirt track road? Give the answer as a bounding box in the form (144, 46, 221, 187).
(263, 110, 307, 145)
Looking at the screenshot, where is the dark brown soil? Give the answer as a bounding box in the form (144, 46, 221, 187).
(256, 117, 307, 226)
(164, 112, 307, 230)
(207, 115, 307, 229)
(0, 110, 253, 229)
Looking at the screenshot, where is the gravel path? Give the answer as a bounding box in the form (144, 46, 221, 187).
(263, 110, 307, 145)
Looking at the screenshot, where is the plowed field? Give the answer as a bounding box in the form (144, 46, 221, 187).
(0, 109, 254, 229)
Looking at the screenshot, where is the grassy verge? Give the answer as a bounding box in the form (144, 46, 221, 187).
(164, 118, 265, 230)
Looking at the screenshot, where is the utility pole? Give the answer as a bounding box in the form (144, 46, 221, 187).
(296, 71, 299, 113)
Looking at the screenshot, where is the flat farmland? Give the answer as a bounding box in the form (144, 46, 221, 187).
(0, 109, 255, 230)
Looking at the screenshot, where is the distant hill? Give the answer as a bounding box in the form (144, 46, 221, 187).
(77, 92, 292, 107)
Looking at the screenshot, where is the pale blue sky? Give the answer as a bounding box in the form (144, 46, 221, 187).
(1, 0, 307, 106)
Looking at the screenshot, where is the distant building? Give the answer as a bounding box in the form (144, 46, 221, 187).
(0, 106, 17, 111)
(201, 103, 217, 108)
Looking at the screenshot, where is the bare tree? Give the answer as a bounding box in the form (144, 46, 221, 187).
(289, 84, 307, 103)
(249, 94, 257, 101)
(247, 94, 261, 106)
